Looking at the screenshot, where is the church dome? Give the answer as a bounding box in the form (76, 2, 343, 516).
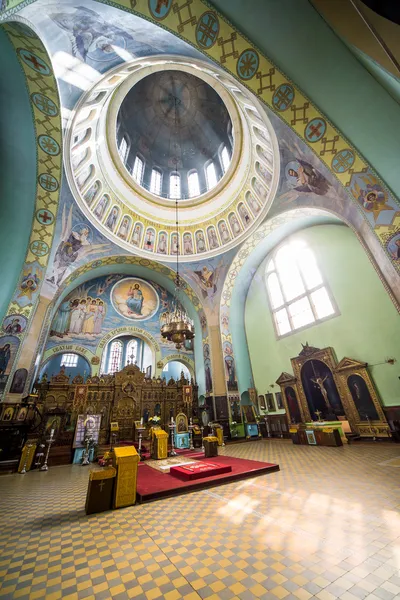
(66, 56, 279, 261)
(116, 70, 234, 200)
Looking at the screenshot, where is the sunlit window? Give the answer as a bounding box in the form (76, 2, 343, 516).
(150, 169, 162, 195)
(108, 340, 123, 374)
(61, 353, 78, 368)
(132, 155, 144, 184)
(119, 136, 129, 163)
(266, 240, 336, 336)
(188, 171, 200, 198)
(220, 146, 230, 173)
(125, 339, 138, 366)
(170, 172, 181, 199)
(205, 162, 217, 189)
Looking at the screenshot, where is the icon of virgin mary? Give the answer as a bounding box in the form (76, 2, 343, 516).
(126, 284, 143, 316)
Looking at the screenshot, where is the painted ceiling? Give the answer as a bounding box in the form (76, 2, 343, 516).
(0, 0, 395, 305)
(118, 69, 232, 178)
(0, 0, 397, 290)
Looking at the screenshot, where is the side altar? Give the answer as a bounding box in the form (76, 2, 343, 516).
(34, 363, 198, 465)
(276, 344, 390, 441)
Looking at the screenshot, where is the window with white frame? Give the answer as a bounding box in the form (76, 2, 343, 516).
(132, 155, 144, 184)
(150, 168, 162, 195)
(108, 340, 123, 374)
(266, 240, 337, 337)
(220, 146, 230, 173)
(205, 162, 217, 189)
(60, 353, 78, 368)
(118, 136, 129, 163)
(169, 172, 181, 199)
(188, 171, 200, 198)
(125, 339, 138, 366)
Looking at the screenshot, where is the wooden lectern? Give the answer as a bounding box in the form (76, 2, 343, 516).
(113, 446, 139, 508)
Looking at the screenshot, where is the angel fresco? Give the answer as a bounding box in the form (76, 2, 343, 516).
(350, 175, 392, 222)
(46, 206, 109, 286)
(286, 159, 330, 196)
(49, 6, 137, 63)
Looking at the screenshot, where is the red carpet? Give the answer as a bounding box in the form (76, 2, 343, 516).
(136, 455, 279, 503)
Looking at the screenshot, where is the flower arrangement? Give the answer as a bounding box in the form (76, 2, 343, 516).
(148, 415, 161, 424)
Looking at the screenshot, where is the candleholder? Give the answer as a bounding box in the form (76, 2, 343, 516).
(200, 426, 205, 453)
(34, 444, 45, 470)
(188, 424, 194, 451)
(169, 423, 177, 456)
(82, 436, 92, 466)
(137, 425, 146, 459)
(40, 431, 55, 471)
(365, 414, 376, 442)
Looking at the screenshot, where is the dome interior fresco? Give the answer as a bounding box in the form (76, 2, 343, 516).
(117, 70, 233, 198)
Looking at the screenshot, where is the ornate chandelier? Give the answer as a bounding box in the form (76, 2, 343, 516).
(161, 194, 195, 350)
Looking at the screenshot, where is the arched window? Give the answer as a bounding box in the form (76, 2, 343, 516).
(132, 155, 144, 184)
(205, 162, 217, 189)
(108, 340, 123, 374)
(220, 146, 230, 173)
(188, 171, 200, 198)
(170, 172, 181, 199)
(150, 168, 162, 195)
(61, 353, 78, 368)
(118, 135, 129, 163)
(125, 339, 138, 366)
(266, 240, 337, 337)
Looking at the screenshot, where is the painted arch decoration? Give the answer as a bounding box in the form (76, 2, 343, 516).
(0, 19, 62, 398)
(3, 0, 400, 272)
(37, 256, 210, 395)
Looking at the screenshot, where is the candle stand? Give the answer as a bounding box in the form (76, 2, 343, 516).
(168, 423, 177, 456)
(137, 425, 146, 459)
(40, 430, 55, 471)
(188, 423, 194, 451)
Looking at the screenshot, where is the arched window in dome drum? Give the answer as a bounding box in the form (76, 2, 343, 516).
(108, 340, 123, 374)
(170, 172, 181, 199)
(150, 168, 162, 195)
(132, 155, 144, 184)
(188, 171, 200, 198)
(119, 135, 129, 163)
(205, 162, 217, 189)
(220, 146, 230, 174)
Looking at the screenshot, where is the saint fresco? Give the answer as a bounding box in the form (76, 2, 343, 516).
(111, 278, 159, 321)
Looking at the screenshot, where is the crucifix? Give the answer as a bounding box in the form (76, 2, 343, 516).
(314, 410, 322, 422)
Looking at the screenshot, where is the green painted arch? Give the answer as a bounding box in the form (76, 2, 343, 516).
(45, 257, 207, 395)
(0, 26, 36, 321)
(210, 0, 400, 199)
(220, 209, 344, 396)
(0, 17, 62, 398)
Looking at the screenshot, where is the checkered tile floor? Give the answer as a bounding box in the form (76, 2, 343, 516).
(1, 440, 399, 600)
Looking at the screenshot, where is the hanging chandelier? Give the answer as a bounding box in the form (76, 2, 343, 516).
(161, 191, 195, 349)
(161, 90, 195, 349)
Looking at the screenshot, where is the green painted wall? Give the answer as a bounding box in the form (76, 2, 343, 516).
(245, 225, 400, 407)
(211, 0, 400, 198)
(0, 28, 37, 322)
